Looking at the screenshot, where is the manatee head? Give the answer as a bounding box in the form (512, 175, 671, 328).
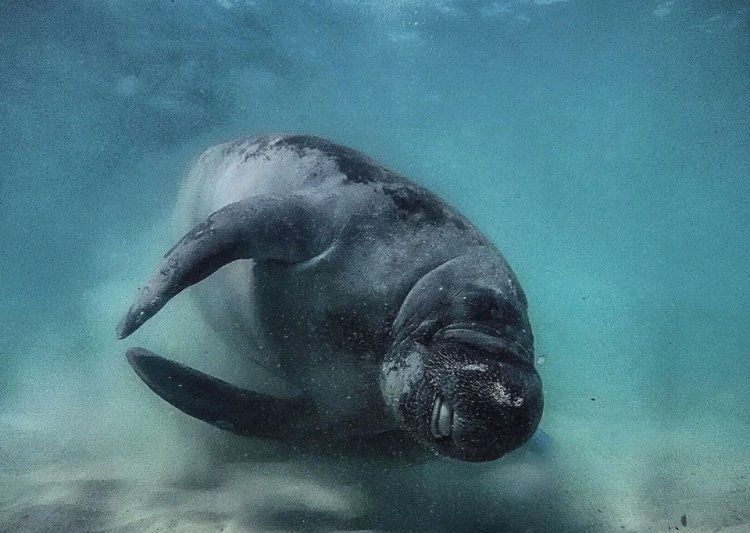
(381, 332, 543, 462)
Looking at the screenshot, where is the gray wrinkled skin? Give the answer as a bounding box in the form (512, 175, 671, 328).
(119, 135, 543, 462)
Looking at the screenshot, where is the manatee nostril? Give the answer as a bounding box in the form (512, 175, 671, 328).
(430, 395, 454, 440)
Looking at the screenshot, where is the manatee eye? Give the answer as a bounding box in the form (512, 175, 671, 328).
(430, 395, 454, 439)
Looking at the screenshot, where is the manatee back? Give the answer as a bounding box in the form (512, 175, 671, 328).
(175, 134, 401, 231)
(169, 135, 404, 366)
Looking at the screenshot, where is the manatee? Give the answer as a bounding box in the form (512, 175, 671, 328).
(118, 135, 543, 462)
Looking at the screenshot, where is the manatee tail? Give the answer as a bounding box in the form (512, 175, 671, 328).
(126, 347, 319, 440)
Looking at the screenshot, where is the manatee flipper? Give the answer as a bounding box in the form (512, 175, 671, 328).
(126, 347, 319, 439)
(524, 428, 552, 455)
(117, 195, 332, 339)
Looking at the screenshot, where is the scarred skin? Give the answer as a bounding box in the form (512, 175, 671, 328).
(119, 135, 543, 462)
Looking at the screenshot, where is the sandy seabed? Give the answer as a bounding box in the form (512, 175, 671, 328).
(1, 273, 747, 532)
(2, 400, 748, 533)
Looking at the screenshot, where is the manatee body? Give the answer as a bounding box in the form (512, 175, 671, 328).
(118, 135, 543, 462)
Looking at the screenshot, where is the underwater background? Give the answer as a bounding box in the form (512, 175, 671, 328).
(1, 1, 748, 531)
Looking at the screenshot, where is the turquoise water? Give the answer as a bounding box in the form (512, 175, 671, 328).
(1, 1, 748, 531)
